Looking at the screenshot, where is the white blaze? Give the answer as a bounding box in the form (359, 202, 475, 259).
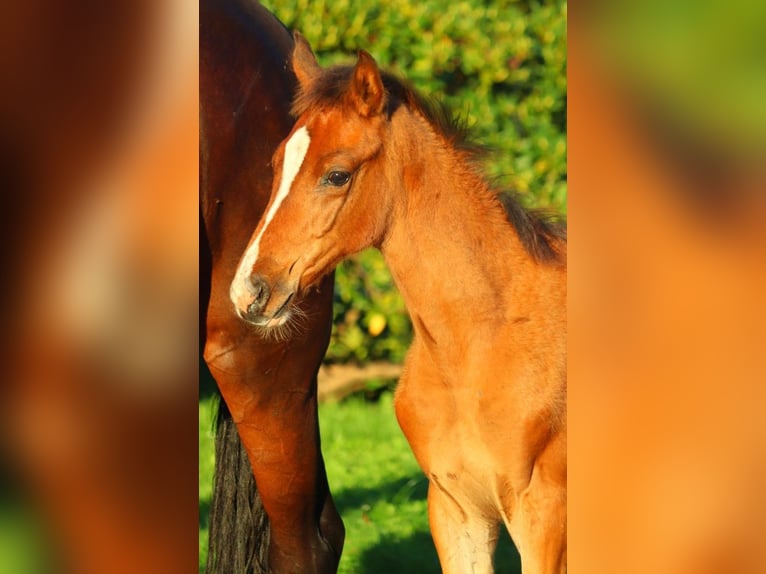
(230, 125, 311, 309)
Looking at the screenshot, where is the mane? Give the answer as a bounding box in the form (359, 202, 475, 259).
(292, 65, 482, 156)
(497, 192, 567, 263)
(292, 63, 566, 264)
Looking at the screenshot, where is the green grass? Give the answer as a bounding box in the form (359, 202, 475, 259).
(199, 396, 216, 573)
(199, 391, 520, 573)
(317, 393, 436, 572)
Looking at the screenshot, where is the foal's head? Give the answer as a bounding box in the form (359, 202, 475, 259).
(230, 33, 399, 329)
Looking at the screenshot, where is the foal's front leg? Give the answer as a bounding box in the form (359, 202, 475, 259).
(506, 428, 567, 574)
(510, 478, 566, 574)
(428, 475, 499, 574)
(396, 344, 498, 572)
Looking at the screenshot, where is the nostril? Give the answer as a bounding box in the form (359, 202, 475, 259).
(248, 274, 271, 312)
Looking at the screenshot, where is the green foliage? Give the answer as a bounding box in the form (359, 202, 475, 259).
(261, 0, 567, 364)
(329, 249, 411, 364)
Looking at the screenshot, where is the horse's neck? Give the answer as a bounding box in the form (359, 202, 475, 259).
(380, 121, 533, 348)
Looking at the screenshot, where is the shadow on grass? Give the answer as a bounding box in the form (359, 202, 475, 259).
(199, 356, 218, 400)
(199, 498, 210, 531)
(356, 523, 521, 574)
(333, 473, 429, 513)
(334, 474, 522, 574)
(357, 531, 520, 573)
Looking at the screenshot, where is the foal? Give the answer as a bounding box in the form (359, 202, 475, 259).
(231, 33, 567, 574)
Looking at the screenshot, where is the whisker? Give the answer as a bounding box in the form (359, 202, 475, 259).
(248, 298, 311, 343)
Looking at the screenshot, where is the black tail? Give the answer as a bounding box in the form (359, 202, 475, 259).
(206, 398, 270, 574)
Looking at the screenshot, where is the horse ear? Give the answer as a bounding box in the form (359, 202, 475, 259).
(348, 50, 385, 117)
(292, 31, 321, 88)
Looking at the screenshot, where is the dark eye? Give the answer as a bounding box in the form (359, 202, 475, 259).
(326, 170, 351, 187)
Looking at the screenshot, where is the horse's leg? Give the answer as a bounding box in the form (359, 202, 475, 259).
(204, 273, 343, 574)
(505, 429, 567, 574)
(206, 396, 271, 573)
(427, 478, 499, 574)
(395, 344, 498, 573)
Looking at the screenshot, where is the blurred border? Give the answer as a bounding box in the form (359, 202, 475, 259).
(569, 1, 766, 572)
(0, 1, 198, 572)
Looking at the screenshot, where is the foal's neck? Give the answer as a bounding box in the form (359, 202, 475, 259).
(380, 110, 533, 346)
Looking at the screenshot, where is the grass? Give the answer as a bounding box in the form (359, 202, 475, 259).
(316, 393, 436, 573)
(199, 396, 216, 573)
(199, 391, 521, 573)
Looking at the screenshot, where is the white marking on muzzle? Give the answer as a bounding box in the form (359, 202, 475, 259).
(230, 125, 311, 312)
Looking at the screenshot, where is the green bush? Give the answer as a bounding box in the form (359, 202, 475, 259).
(330, 250, 411, 364)
(261, 0, 567, 364)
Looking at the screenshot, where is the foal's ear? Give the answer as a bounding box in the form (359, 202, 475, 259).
(292, 31, 321, 88)
(348, 50, 385, 117)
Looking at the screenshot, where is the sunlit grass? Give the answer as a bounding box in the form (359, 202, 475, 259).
(318, 393, 436, 573)
(198, 392, 520, 573)
(198, 397, 216, 573)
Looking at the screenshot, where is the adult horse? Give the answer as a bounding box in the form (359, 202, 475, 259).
(201, 2, 343, 572)
(231, 35, 567, 573)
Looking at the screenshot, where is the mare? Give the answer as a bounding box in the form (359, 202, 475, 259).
(231, 34, 567, 574)
(201, 2, 343, 573)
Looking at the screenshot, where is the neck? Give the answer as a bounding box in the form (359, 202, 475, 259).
(379, 110, 534, 350)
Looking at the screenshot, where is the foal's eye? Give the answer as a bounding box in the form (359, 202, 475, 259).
(325, 170, 351, 187)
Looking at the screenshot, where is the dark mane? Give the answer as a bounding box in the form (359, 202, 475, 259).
(292, 62, 566, 264)
(497, 192, 567, 263)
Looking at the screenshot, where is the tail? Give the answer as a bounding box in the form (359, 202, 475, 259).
(206, 398, 270, 574)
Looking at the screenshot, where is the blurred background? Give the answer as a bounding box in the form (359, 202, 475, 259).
(197, 0, 565, 572)
(569, 0, 766, 572)
(0, 0, 197, 572)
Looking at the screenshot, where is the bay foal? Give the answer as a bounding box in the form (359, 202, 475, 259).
(231, 34, 567, 573)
